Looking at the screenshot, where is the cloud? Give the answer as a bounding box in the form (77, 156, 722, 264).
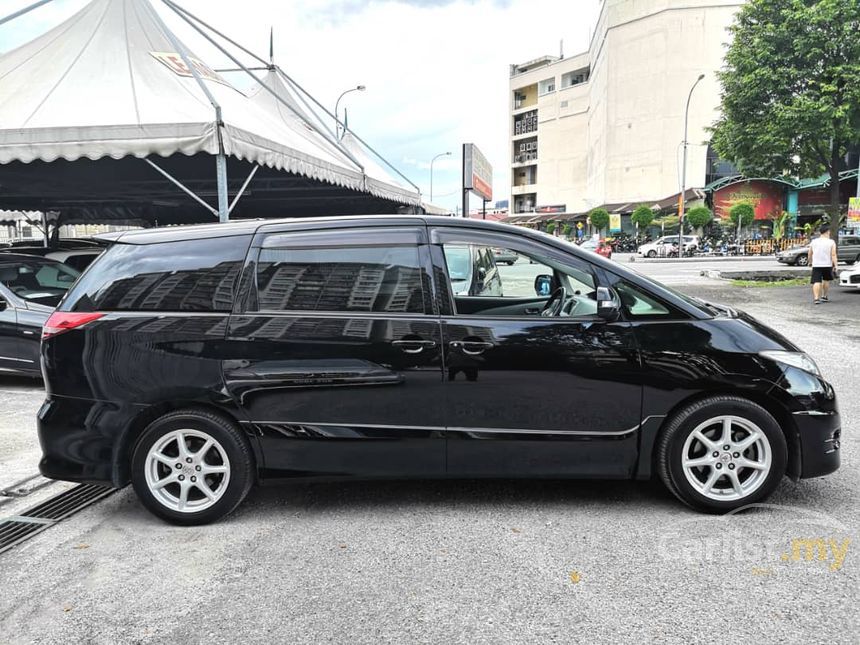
(1, 0, 601, 211)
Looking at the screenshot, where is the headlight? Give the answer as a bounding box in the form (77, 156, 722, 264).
(759, 350, 820, 376)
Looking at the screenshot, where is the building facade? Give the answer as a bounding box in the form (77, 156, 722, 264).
(509, 0, 744, 216)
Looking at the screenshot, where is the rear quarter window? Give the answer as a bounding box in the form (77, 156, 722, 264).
(63, 236, 251, 312)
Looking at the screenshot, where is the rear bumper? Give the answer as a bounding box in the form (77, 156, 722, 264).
(37, 394, 134, 486)
(794, 410, 841, 478)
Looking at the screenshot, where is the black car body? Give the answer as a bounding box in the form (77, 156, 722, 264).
(0, 254, 80, 376)
(38, 216, 841, 524)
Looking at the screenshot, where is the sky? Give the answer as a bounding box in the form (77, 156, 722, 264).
(0, 0, 602, 213)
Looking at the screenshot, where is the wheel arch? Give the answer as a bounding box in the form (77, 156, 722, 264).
(638, 388, 800, 480)
(111, 400, 260, 487)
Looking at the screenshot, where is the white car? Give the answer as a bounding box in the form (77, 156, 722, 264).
(637, 236, 699, 258)
(45, 249, 103, 272)
(839, 262, 860, 290)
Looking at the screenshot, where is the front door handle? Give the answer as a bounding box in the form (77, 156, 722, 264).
(449, 340, 495, 356)
(524, 306, 541, 315)
(391, 339, 437, 354)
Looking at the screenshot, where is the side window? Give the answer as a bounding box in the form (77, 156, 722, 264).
(255, 245, 426, 314)
(614, 281, 676, 319)
(64, 236, 249, 312)
(440, 237, 598, 317)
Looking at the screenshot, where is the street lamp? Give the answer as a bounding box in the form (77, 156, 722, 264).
(335, 85, 366, 138)
(678, 73, 705, 254)
(430, 151, 451, 202)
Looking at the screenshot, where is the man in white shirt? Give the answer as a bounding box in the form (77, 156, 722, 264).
(808, 224, 838, 304)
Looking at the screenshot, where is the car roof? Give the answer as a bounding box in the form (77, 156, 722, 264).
(0, 252, 65, 264)
(96, 215, 548, 245)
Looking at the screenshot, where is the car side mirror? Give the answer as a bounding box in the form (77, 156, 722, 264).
(596, 286, 620, 321)
(534, 274, 552, 296)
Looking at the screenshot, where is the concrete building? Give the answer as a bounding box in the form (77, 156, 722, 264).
(509, 0, 743, 217)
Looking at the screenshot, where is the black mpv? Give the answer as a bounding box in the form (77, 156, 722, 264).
(38, 216, 841, 524)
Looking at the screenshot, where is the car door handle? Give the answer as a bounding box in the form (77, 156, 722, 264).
(449, 340, 495, 355)
(391, 339, 437, 354)
(524, 307, 541, 315)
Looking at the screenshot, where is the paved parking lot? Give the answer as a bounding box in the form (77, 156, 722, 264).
(1, 271, 857, 644)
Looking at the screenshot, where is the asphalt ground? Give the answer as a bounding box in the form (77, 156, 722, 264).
(0, 269, 857, 644)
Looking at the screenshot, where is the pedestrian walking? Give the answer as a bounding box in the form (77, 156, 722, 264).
(808, 224, 838, 304)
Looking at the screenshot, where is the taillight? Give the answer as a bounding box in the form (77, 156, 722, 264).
(42, 312, 105, 339)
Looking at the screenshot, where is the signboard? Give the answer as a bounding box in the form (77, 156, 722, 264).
(463, 143, 493, 202)
(536, 204, 566, 214)
(849, 197, 860, 225)
(609, 213, 622, 233)
(713, 180, 783, 221)
(150, 52, 229, 86)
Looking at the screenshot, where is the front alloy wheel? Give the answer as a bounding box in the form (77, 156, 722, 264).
(657, 396, 787, 512)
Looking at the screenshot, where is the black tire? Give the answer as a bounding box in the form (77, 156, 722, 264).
(656, 395, 787, 513)
(647, 250, 657, 258)
(131, 409, 254, 525)
(796, 255, 809, 266)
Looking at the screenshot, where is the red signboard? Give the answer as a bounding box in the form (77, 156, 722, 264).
(713, 180, 784, 221)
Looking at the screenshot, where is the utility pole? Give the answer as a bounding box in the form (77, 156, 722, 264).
(678, 74, 705, 254)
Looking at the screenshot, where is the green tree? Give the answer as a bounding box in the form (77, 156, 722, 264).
(588, 208, 610, 235)
(545, 221, 557, 234)
(686, 206, 713, 232)
(729, 202, 755, 231)
(772, 211, 791, 242)
(630, 205, 655, 235)
(562, 222, 572, 237)
(711, 0, 860, 245)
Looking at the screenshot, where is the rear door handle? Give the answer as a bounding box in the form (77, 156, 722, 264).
(391, 339, 437, 354)
(449, 340, 495, 355)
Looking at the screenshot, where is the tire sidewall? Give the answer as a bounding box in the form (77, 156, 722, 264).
(666, 400, 787, 512)
(131, 412, 251, 525)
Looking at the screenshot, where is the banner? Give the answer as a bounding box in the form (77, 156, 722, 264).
(609, 213, 622, 233)
(849, 197, 860, 224)
(463, 143, 493, 202)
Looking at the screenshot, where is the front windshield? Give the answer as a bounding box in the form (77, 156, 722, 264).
(0, 259, 80, 306)
(444, 246, 471, 281)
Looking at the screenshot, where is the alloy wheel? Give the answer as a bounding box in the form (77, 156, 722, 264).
(144, 429, 231, 513)
(680, 415, 772, 502)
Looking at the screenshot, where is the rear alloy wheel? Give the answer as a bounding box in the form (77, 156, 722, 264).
(796, 255, 809, 266)
(657, 396, 787, 512)
(132, 409, 253, 525)
(647, 250, 657, 258)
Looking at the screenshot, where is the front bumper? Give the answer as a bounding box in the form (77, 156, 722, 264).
(793, 410, 841, 478)
(839, 273, 860, 289)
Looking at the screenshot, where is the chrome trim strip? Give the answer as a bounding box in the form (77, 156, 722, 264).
(241, 416, 666, 437)
(0, 355, 34, 363)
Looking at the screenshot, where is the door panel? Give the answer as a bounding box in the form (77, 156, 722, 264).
(454, 296, 547, 316)
(223, 226, 446, 478)
(442, 317, 642, 477)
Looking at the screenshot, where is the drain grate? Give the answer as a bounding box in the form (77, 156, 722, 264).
(0, 483, 116, 554)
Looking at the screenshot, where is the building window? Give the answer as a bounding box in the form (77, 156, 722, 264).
(513, 110, 538, 136)
(561, 68, 590, 88)
(705, 144, 738, 186)
(538, 78, 555, 95)
(513, 137, 538, 164)
(514, 194, 537, 214)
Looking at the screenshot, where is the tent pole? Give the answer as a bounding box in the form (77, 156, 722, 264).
(161, 0, 366, 176)
(144, 158, 218, 217)
(229, 165, 259, 214)
(0, 0, 56, 27)
(216, 153, 229, 223)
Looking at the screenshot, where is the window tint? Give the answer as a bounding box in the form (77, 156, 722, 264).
(64, 236, 249, 312)
(615, 281, 672, 318)
(0, 259, 80, 307)
(255, 245, 426, 314)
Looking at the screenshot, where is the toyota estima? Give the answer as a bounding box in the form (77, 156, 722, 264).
(38, 216, 840, 524)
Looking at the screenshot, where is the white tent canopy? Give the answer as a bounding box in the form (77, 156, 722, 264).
(0, 0, 420, 213)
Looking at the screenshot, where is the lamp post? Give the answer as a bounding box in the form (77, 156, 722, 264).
(335, 85, 365, 138)
(430, 151, 451, 203)
(678, 73, 705, 254)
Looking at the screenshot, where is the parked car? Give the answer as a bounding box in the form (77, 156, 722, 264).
(839, 263, 860, 290)
(776, 244, 810, 266)
(0, 254, 81, 376)
(579, 237, 612, 259)
(38, 216, 840, 524)
(0, 246, 103, 271)
(637, 236, 698, 257)
(491, 247, 519, 265)
(778, 235, 860, 266)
